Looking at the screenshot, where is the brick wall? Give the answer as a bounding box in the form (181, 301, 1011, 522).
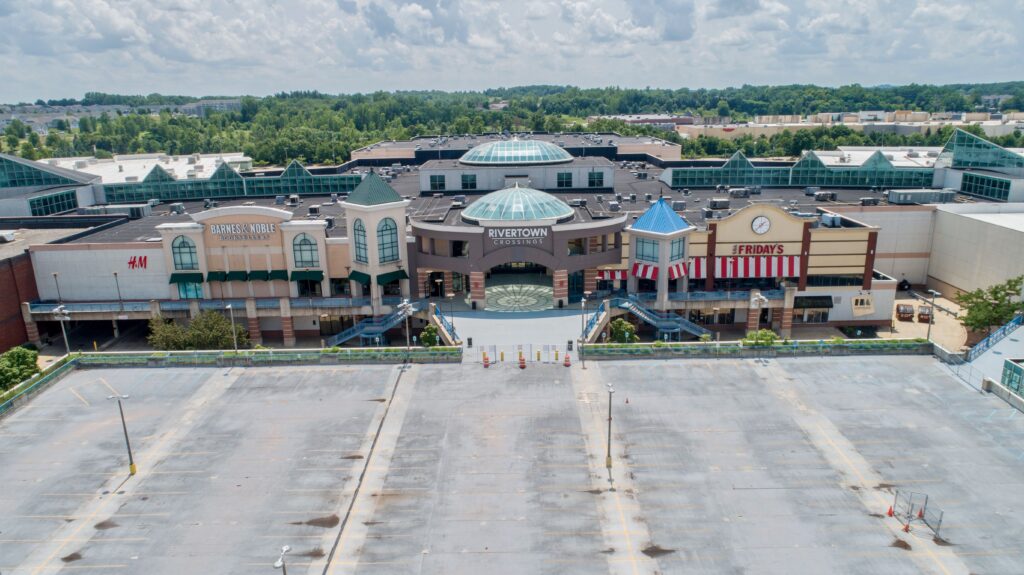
(0, 253, 39, 353)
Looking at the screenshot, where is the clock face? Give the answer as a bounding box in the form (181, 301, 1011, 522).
(751, 216, 771, 235)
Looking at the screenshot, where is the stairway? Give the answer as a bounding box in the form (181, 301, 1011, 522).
(325, 300, 423, 347)
(611, 297, 712, 339)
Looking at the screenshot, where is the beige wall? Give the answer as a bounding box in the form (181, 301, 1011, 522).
(825, 205, 935, 284)
(928, 209, 1024, 294)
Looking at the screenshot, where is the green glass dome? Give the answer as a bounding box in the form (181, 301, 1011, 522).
(461, 185, 575, 224)
(459, 139, 573, 165)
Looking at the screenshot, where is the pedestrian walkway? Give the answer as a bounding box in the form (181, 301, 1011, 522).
(452, 308, 584, 347)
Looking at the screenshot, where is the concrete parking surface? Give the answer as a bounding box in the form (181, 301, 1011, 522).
(2, 357, 1024, 574)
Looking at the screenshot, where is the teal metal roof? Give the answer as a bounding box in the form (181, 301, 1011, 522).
(461, 184, 575, 223)
(459, 139, 573, 166)
(630, 198, 691, 235)
(345, 172, 403, 206)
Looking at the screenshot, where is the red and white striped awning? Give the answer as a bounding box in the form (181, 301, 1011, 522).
(597, 269, 627, 281)
(689, 257, 708, 279)
(631, 262, 658, 280)
(715, 255, 801, 279)
(667, 261, 688, 280)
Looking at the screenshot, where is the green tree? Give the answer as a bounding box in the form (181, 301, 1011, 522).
(147, 316, 189, 350)
(609, 318, 638, 343)
(742, 329, 778, 346)
(18, 142, 37, 160)
(419, 324, 440, 347)
(147, 311, 248, 350)
(0, 347, 40, 391)
(956, 276, 1024, 335)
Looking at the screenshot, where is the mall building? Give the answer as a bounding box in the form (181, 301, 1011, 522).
(8, 131, 1024, 349)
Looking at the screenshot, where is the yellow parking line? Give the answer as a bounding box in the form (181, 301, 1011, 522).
(69, 388, 90, 406)
(96, 378, 120, 397)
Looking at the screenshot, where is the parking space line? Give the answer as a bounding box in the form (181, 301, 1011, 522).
(68, 388, 90, 407)
(95, 377, 121, 397)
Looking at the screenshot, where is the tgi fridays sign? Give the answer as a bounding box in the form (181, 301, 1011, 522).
(730, 243, 785, 255)
(487, 227, 549, 247)
(209, 222, 278, 241)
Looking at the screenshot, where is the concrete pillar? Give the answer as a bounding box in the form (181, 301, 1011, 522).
(280, 297, 295, 347)
(245, 298, 261, 345)
(417, 268, 431, 298)
(112, 319, 120, 338)
(442, 270, 453, 297)
(771, 307, 782, 331)
(469, 271, 486, 309)
(22, 303, 42, 347)
(745, 305, 760, 334)
(553, 269, 569, 307)
(188, 300, 201, 319)
(584, 269, 598, 293)
(149, 300, 161, 318)
(780, 285, 797, 339)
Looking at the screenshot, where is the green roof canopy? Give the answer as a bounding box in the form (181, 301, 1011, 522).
(376, 269, 409, 285)
(268, 270, 289, 281)
(225, 271, 248, 281)
(345, 172, 403, 206)
(348, 270, 371, 284)
(206, 271, 227, 282)
(247, 270, 270, 281)
(290, 270, 324, 282)
(169, 272, 204, 284)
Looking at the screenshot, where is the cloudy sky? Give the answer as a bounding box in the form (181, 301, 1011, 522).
(1, 0, 1021, 102)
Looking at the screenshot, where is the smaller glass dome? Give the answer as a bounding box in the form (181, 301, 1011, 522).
(460, 138, 573, 165)
(461, 184, 575, 224)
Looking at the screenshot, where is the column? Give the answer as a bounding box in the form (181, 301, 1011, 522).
(771, 307, 783, 331)
(746, 289, 762, 334)
(553, 269, 569, 307)
(705, 222, 717, 291)
(22, 303, 42, 348)
(280, 297, 295, 347)
(469, 271, 486, 309)
(245, 297, 261, 345)
(417, 269, 431, 299)
(443, 271, 453, 296)
(780, 285, 797, 339)
(584, 269, 598, 293)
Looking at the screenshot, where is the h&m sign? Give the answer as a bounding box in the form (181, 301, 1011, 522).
(209, 222, 278, 241)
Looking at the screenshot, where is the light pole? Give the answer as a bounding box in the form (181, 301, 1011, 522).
(52, 272, 63, 304)
(712, 306, 720, 341)
(226, 304, 239, 352)
(580, 292, 590, 370)
(446, 292, 456, 332)
(926, 289, 941, 342)
(113, 271, 124, 313)
(434, 277, 443, 299)
(606, 384, 615, 471)
(107, 394, 136, 475)
(53, 305, 71, 356)
(273, 545, 291, 575)
(398, 299, 412, 350)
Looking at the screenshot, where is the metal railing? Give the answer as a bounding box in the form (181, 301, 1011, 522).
(0, 356, 77, 419)
(200, 299, 247, 310)
(582, 339, 933, 360)
(967, 313, 1023, 362)
(583, 301, 607, 339)
(324, 299, 423, 347)
(291, 297, 371, 309)
(613, 297, 712, 337)
(664, 289, 785, 302)
(433, 305, 459, 342)
(29, 301, 152, 313)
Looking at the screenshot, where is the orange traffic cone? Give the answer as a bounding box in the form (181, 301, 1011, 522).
(483, 354, 490, 368)
(564, 353, 571, 367)
(625, 397, 630, 404)
(902, 523, 911, 533)
(917, 508, 924, 520)
(886, 505, 893, 517)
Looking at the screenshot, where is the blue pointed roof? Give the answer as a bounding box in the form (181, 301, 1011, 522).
(630, 198, 691, 235)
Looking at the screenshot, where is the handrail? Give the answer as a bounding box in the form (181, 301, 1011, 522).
(582, 301, 606, 339)
(614, 297, 712, 337)
(967, 313, 1023, 362)
(433, 305, 459, 342)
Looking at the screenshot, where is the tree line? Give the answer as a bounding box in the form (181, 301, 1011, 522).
(2, 82, 1023, 165)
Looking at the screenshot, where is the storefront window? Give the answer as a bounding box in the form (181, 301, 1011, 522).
(382, 281, 402, 296)
(297, 279, 322, 297)
(330, 278, 351, 296)
(670, 238, 685, 261)
(292, 233, 320, 268)
(377, 218, 399, 263)
(177, 282, 202, 299)
(636, 238, 658, 262)
(461, 174, 477, 190)
(557, 172, 572, 188)
(588, 172, 604, 188)
(430, 175, 445, 191)
(172, 236, 198, 270)
(353, 219, 368, 263)
(567, 238, 585, 256)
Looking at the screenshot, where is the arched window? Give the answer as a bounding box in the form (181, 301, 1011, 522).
(353, 219, 368, 263)
(171, 235, 198, 270)
(377, 218, 399, 263)
(292, 233, 320, 268)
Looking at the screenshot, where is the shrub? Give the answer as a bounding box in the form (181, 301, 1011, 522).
(420, 324, 440, 347)
(0, 346, 39, 391)
(609, 318, 639, 343)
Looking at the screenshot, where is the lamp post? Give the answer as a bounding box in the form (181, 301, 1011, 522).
(435, 277, 443, 299)
(52, 272, 63, 304)
(113, 271, 124, 313)
(446, 292, 456, 332)
(926, 289, 941, 342)
(53, 305, 71, 356)
(107, 394, 136, 475)
(605, 384, 615, 471)
(273, 545, 291, 575)
(398, 299, 412, 349)
(225, 304, 239, 352)
(580, 293, 589, 370)
(712, 306, 720, 341)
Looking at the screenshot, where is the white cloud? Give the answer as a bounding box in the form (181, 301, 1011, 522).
(0, 0, 1018, 102)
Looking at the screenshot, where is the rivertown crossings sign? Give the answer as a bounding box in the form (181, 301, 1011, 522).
(487, 227, 549, 247)
(208, 222, 278, 241)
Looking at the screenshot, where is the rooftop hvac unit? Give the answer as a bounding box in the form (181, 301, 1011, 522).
(629, 193, 637, 202)
(125, 176, 138, 182)
(0, 230, 15, 243)
(287, 194, 301, 205)
(595, 195, 603, 203)
(325, 216, 335, 229)
(569, 198, 582, 207)
(169, 203, 186, 214)
(330, 193, 339, 203)
(309, 205, 321, 216)
(644, 193, 652, 201)
(672, 201, 686, 211)
(275, 195, 285, 205)
(608, 201, 621, 212)
(147, 198, 161, 207)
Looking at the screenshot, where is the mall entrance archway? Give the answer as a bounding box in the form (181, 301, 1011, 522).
(485, 262, 554, 312)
